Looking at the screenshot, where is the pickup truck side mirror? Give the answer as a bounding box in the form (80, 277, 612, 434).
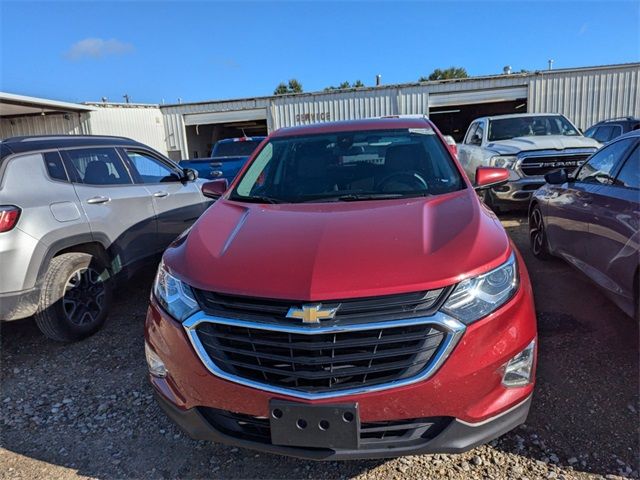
(470, 133, 482, 145)
(474, 167, 510, 190)
(544, 169, 569, 185)
(182, 168, 198, 182)
(201, 179, 229, 199)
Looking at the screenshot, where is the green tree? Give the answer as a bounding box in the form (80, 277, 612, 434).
(273, 82, 289, 95)
(419, 67, 469, 82)
(323, 80, 365, 91)
(287, 79, 303, 93)
(273, 79, 304, 95)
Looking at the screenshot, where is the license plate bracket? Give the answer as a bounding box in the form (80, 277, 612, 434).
(269, 400, 359, 449)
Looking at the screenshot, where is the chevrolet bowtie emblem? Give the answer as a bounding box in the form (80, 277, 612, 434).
(286, 304, 339, 324)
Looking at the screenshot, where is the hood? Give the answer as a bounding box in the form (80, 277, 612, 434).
(165, 189, 511, 301)
(486, 135, 601, 154)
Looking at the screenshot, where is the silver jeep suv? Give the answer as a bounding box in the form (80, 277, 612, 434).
(0, 135, 208, 341)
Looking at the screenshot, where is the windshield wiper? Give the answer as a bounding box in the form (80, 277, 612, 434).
(301, 193, 419, 202)
(229, 194, 283, 204)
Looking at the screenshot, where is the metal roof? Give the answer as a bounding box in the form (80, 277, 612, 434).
(162, 62, 640, 109)
(0, 92, 95, 117)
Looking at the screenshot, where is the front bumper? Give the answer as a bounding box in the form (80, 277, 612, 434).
(154, 387, 531, 460)
(145, 253, 537, 459)
(491, 176, 545, 204)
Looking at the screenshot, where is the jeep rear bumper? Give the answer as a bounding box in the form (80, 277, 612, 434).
(0, 287, 40, 321)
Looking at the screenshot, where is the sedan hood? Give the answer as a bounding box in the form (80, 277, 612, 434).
(487, 135, 600, 154)
(165, 190, 511, 301)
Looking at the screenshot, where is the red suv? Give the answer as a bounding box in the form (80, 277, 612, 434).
(145, 117, 537, 460)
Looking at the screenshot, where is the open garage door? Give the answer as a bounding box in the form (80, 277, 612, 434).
(183, 108, 268, 159)
(429, 87, 528, 142)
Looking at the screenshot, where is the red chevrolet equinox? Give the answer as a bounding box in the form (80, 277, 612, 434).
(145, 117, 537, 460)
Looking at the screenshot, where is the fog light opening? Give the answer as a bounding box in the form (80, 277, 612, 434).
(502, 339, 535, 387)
(145, 342, 168, 378)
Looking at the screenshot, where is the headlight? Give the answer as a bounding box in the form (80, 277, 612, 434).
(442, 253, 519, 324)
(153, 261, 199, 321)
(490, 155, 518, 169)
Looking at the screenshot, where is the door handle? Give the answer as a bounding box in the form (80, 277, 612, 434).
(152, 191, 169, 198)
(86, 196, 111, 204)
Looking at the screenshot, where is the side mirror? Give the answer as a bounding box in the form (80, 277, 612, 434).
(183, 168, 198, 182)
(474, 167, 510, 190)
(544, 169, 568, 185)
(201, 179, 229, 199)
(471, 133, 482, 145)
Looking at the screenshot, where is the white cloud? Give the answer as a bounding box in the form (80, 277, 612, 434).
(65, 38, 133, 60)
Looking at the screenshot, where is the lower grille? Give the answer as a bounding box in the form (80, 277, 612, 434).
(520, 154, 589, 177)
(193, 321, 446, 394)
(199, 407, 451, 449)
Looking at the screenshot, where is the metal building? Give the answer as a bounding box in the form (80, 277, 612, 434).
(0, 93, 168, 154)
(162, 63, 640, 160)
(2, 63, 638, 160)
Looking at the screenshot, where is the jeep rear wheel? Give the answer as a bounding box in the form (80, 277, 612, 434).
(34, 252, 112, 342)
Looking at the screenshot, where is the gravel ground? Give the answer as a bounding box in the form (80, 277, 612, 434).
(1, 214, 638, 480)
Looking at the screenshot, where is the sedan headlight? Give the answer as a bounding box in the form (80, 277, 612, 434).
(442, 253, 519, 324)
(490, 155, 518, 169)
(153, 261, 199, 321)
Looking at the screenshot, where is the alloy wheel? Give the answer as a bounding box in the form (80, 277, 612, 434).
(529, 208, 545, 256)
(62, 267, 105, 326)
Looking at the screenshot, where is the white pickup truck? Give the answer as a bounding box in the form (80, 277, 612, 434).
(457, 113, 601, 210)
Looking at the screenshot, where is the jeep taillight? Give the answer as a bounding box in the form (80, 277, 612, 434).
(0, 206, 21, 232)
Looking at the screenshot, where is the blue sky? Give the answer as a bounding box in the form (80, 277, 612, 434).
(1, 1, 638, 104)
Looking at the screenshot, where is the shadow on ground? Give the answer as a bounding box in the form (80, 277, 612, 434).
(1, 215, 638, 479)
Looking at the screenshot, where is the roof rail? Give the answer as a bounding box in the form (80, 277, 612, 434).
(602, 116, 636, 122)
(1, 134, 131, 143)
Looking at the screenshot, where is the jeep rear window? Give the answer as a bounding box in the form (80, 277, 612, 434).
(488, 116, 580, 141)
(231, 129, 463, 204)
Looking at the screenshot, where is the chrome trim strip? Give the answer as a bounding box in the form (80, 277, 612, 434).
(457, 394, 532, 427)
(182, 311, 466, 400)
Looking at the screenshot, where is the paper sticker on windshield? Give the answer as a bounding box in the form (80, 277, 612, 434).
(409, 128, 434, 135)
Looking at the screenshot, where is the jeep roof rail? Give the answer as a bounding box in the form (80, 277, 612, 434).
(1, 134, 132, 143)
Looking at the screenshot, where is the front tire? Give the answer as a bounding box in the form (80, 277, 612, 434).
(529, 204, 552, 260)
(34, 252, 112, 342)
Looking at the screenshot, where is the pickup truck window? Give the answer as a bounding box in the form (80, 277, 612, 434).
(464, 123, 479, 144)
(231, 129, 464, 204)
(213, 140, 262, 157)
(488, 116, 580, 141)
(473, 123, 484, 145)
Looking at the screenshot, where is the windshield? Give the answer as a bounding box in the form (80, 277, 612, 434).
(230, 128, 464, 204)
(488, 116, 580, 141)
(212, 140, 262, 157)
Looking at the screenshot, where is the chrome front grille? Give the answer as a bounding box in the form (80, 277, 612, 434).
(184, 313, 465, 399)
(519, 152, 592, 177)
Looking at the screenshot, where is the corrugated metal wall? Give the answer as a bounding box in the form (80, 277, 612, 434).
(270, 88, 400, 129)
(161, 97, 272, 158)
(528, 65, 640, 129)
(0, 113, 91, 139)
(156, 64, 640, 157)
(87, 104, 168, 154)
